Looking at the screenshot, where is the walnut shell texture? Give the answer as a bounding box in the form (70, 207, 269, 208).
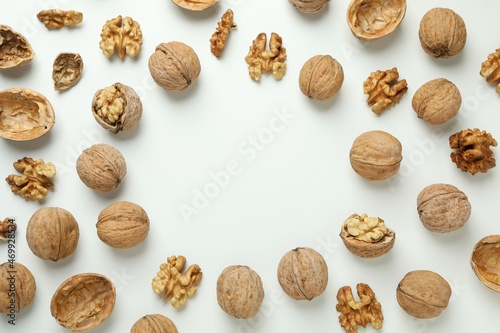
(412, 78, 461, 125)
(51, 273, 116, 332)
(76, 144, 126, 192)
(149, 42, 201, 91)
(0, 25, 34, 68)
(171, 0, 218, 11)
(131, 314, 178, 333)
(471, 235, 500, 293)
(349, 130, 402, 181)
(53, 52, 83, 90)
(299, 55, 344, 102)
(217, 265, 265, 319)
(0, 88, 55, 141)
(288, 0, 329, 13)
(27, 207, 79, 261)
(419, 8, 466, 58)
(396, 270, 451, 319)
(277, 247, 328, 300)
(0, 262, 36, 313)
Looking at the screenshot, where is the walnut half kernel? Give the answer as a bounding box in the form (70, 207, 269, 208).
(210, 9, 237, 58)
(449, 128, 498, 175)
(363, 68, 408, 115)
(480, 48, 500, 94)
(37, 9, 83, 29)
(0, 218, 16, 241)
(99, 15, 142, 60)
(6, 157, 56, 200)
(245, 32, 287, 81)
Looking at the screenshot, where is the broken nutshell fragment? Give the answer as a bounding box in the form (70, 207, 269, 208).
(363, 68, 407, 115)
(449, 128, 497, 175)
(480, 48, 500, 94)
(99, 15, 142, 60)
(245, 32, 287, 81)
(6, 157, 56, 200)
(0, 25, 34, 68)
(471, 235, 500, 293)
(52, 52, 83, 90)
(210, 9, 237, 58)
(37, 9, 83, 29)
(0, 218, 16, 241)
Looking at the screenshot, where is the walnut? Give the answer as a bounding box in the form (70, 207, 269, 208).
(336, 283, 383, 333)
(245, 32, 287, 81)
(347, 0, 406, 41)
(171, 0, 218, 11)
(419, 8, 467, 58)
(480, 48, 500, 94)
(412, 78, 461, 125)
(99, 15, 142, 60)
(52, 52, 83, 90)
(97, 201, 149, 249)
(363, 68, 407, 115)
(0, 218, 15, 241)
(210, 9, 237, 58)
(36, 9, 83, 29)
(149, 42, 201, 91)
(217, 265, 265, 319)
(449, 128, 498, 175)
(131, 314, 178, 333)
(289, 0, 329, 13)
(51, 273, 116, 332)
(27, 207, 79, 261)
(6, 157, 56, 200)
(299, 55, 344, 102)
(0, 25, 34, 69)
(417, 184, 471, 233)
(0, 87, 55, 141)
(76, 144, 126, 192)
(0, 262, 36, 314)
(396, 270, 451, 319)
(349, 130, 403, 181)
(471, 235, 500, 293)
(92, 83, 142, 133)
(152, 255, 202, 308)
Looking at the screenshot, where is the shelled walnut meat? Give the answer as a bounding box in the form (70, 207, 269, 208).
(210, 9, 236, 58)
(363, 68, 407, 114)
(6, 157, 56, 200)
(171, 0, 218, 11)
(245, 32, 287, 81)
(92, 83, 142, 133)
(37, 9, 83, 29)
(99, 15, 142, 60)
(471, 235, 500, 293)
(0, 218, 16, 241)
(299, 55, 344, 102)
(0, 25, 34, 68)
(0, 88, 55, 141)
(53, 52, 83, 90)
(51, 273, 116, 332)
(480, 48, 500, 94)
(0, 262, 36, 314)
(131, 314, 178, 333)
(412, 78, 461, 125)
(288, 0, 330, 13)
(449, 129, 497, 175)
(336, 284, 383, 333)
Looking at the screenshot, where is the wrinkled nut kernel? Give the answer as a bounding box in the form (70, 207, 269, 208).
(37, 9, 83, 29)
(288, 0, 330, 13)
(131, 314, 178, 333)
(76, 144, 126, 192)
(217, 265, 265, 319)
(6, 157, 56, 200)
(349, 130, 402, 181)
(412, 78, 461, 125)
(471, 235, 500, 293)
(0, 25, 34, 69)
(27, 207, 79, 261)
(480, 48, 500, 94)
(347, 0, 406, 41)
(364, 68, 407, 115)
(99, 15, 142, 60)
(347, 214, 387, 242)
(417, 184, 471, 233)
(336, 284, 383, 333)
(53, 52, 83, 90)
(92, 83, 142, 134)
(171, 0, 218, 11)
(152, 256, 202, 308)
(299, 55, 344, 102)
(0, 88, 55, 141)
(0, 262, 36, 313)
(396, 270, 451, 319)
(51, 273, 116, 332)
(450, 128, 497, 175)
(210, 9, 237, 58)
(277, 247, 328, 301)
(245, 32, 287, 81)
(0, 218, 16, 241)
(149, 42, 201, 91)
(419, 8, 466, 58)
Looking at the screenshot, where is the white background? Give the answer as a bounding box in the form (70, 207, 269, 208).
(1, 0, 499, 332)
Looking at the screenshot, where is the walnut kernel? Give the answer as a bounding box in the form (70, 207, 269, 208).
(245, 32, 287, 81)
(210, 9, 236, 58)
(0, 262, 36, 313)
(449, 128, 497, 175)
(171, 0, 218, 11)
(299, 55, 344, 102)
(288, 0, 330, 13)
(0, 25, 34, 68)
(131, 314, 178, 333)
(336, 284, 383, 333)
(0, 218, 15, 241)
(412, 78, 461, 125)
(363, 68, 407, 114)
(480, 48, 500, 94)
(6, 157, 56, 200)
(471, 235, 500, 293)
(53, 52, 83, 90)
(99, 16, 142, 60)
(37, 9, 83, 29)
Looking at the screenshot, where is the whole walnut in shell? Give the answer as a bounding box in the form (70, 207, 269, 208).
(149, 42, 201, 91)
(419, 8, 466, 58)
(27, 207, 79, 261)
(299, 55, 344, 102)
(412, 78, 461, 125)
(217, 265, 265, 319)
(349, 130, 403, 181)
(131, 314, 178, 333)
(277, 247, 328, 300)
(0, 25, 34, 68)
(171, 0, 218, 11)
(0, 262, 36, 313)
(76, 144, 126, 192)
(471, 235, 500, 293)
(289, 0, 329, 13)
(97, 201, 149, 249)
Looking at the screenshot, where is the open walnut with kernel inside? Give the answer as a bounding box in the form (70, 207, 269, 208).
(245, 32, 286, 81)
(450, 129, 498, 175)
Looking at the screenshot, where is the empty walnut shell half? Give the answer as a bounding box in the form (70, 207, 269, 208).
(171, 0, 218, 11)
(51, 273, 116, 332)
(347, 0, 406, 41)
(92, 83, 142, 134)
(412, 78, 461, 125)
(471, 235, 500, 293)
(288, 0, 330, 13)
(53, 52, 83, 90)
(0, 88, 55, 141)
(0, 262, 36, 314)
(131, 314, 178, 333)
(0, 25, 34, 68)
(299, 55, 344, 102)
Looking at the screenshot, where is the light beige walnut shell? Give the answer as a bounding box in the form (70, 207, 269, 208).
(0, 88, 55, 141)
(0, 262, 36, 313)
(471, 235, 500, 293)
(277, 247, 328, 300)
(288, 0, 329, 13)
(131, 314, 178, 333)
(299, 55, 344, 102)
(0, 25, 34, 68)
(217, 265, 265, 319)
(171, 0, 218, 11)
(76, 144, 126, 192)
(27, 207, 79, 261)
(347, 0, 406, 41)
(51, 273, 115, 332)
(53, 52, 83, 90)
(412, 78, 461, 125)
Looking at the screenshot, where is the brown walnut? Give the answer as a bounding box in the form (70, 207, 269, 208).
(363, 68, 407, 114)
(288, 0, 330, 13)
(412, 78, 461, 125)
(449, 128, 497, 175)
(210, 9, 237, 58)
(6, 157, 56, 200)
(480, 48, 500, 94)
(99, 16, 142, 60)
(171, 0, 218, 11)
(131, 314, 178, 333)
(53, 52, 83, 90)
(299, 55, 343, 102)
(0, 25, 34, 68)
(471, 235, 500, 293)
(0, 262, 36, 313)
(37, 9, 83, 29)
(245, 32, 287, 81)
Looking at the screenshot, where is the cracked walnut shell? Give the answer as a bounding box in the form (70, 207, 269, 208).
(99, 16, 142, 60)
(412, 78, 461, 125)
(336, 284, 383, 333)
(347, 0, 406, 41)
(37, 9, 83, 29)
(289, 0, 330, 13)
(364, 68, 407, 114)
(6, 157, 56, 200)
(171, 0, 218, 11)
(245, 32, 287, 81)
(53, 52, 83, 90)
(0, 262, 36, 314)
(131, 314, 178, 333)
(51, 273, 116, 332)
(210, 9, 236, 58)
(480, 48, 500, 94)
(471, 235, 500, 293)
(0, 25, 34, 69)
(299, 55, 344, 102)
(449, 129, 497, 175)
